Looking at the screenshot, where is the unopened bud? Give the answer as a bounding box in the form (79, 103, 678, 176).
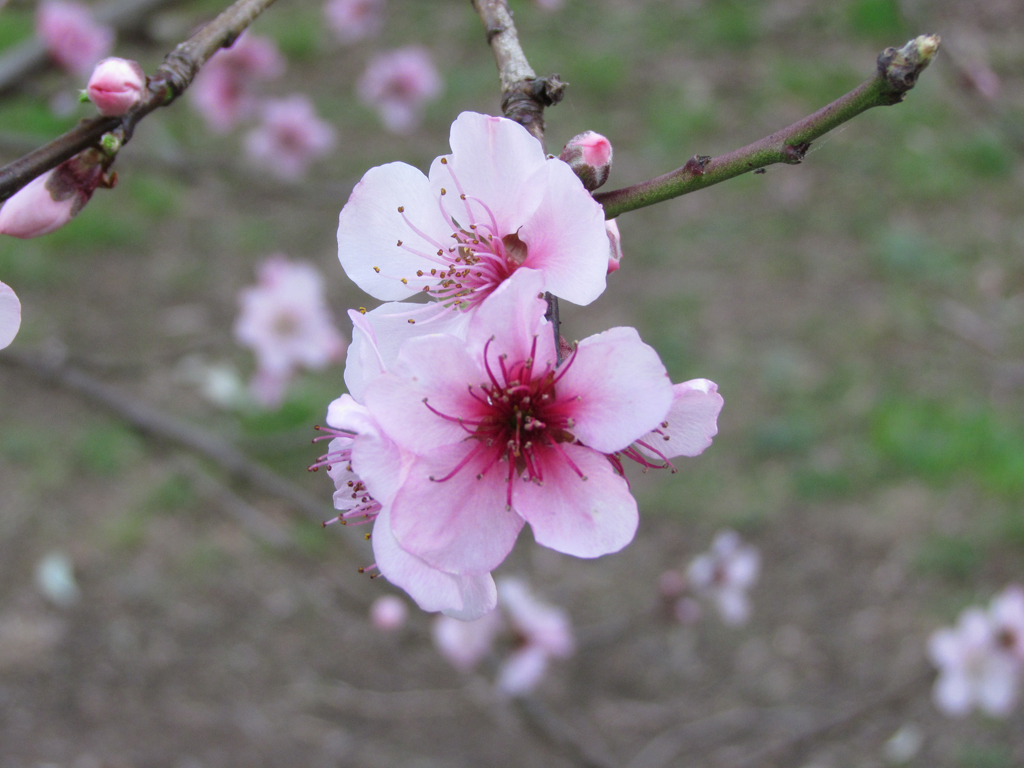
(87, 57, 145, 116)
(0, 149, 113, 239)
(605, 218, 623, 274)
(559, 130, 613, 191)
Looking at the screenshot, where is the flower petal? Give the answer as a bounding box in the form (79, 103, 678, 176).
(0, 281, 21, 350)
(372, 506, 497, 620)
(515, 443, 638, 558)
(465, 267, 553, 365)
(556, 326, 672, 453)
(637, 379, 723, 459)
(338, 161, 451, 301)
(389, 442, 525, 576)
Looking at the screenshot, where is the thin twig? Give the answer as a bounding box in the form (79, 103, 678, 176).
(513, 696, 619, 768)
(0, 0, 179, 95)
(595, 35, 941, 219)
(0, 347, 367, 554)
(0, 0, 281, 203)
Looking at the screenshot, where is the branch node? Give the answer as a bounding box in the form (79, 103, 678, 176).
(782, 142, 811, 164)
(530, 75, 566, 107)
(682, 154, 711, 176)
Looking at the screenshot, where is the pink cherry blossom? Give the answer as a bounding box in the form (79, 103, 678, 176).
(324, 0, 385, 44)
(244, 95, 337, 181)
(495, 577, 574, 696)
(432, 609, 503, 670)
(86, 57, 145, 116)
(337, 111, 610, 342)
(0, 281, 21, 350)
(234, 256, 346, 408)
(928, 606, 1020, 718)
(369, 594, 408, 631)
(686, 530, 760, 626)
(359, 268, 673, 578)
(188, 33, 285, 133)
(356, 46, 443, 134)
(0, 150, 113, 239)
(36, 0, 114, 77)
(312, 394, 498, 619)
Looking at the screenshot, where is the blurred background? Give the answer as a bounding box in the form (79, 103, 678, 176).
(0, 0, 1022, 765)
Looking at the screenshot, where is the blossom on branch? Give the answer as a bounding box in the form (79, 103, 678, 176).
(0, 281, 21, 350)
(324, 0, 385, 44)
(356, 46, 442, 134)
(234, 256, 346, 408)
(37, 0, 114, 77)
(86, 57, 145, 117)
(337, 111, 610, 342)
(0, 149, 113, 239)
(244, 96, 337, 181)
(189, 33, 285, 133)
(494, 577, 574, 696)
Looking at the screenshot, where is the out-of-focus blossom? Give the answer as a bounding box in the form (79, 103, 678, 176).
(495, 578, 574, 696)
(958, 61, 1001, 101)
(189, 33, 285, 133)
(605, 219, 623, 274)
(0, 281, 21, 350)
(337, 111, 610, 345)
(36, 0, 114, 77)
(356, 46, 442, 134)
(559, 130, 612, 191)
(432, 608, 502, 670)
(34, 552, 80, 607)
(324, 0, 384, 44)
(369, 594, 408, 632)
(928, 605, 1019, 718)
(533, 0, 565, 10)
(234, 256, 346, 408)
(86, 57, 145, 116)
(177, 356, 249, 410)
(687, 530, 759, 626)
(0, 149, 113, 239)
(244, 95, 337, 181)
(989, 585, 1024, 661)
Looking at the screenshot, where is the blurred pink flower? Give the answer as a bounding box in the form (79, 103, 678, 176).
(324, 0, 384, 44)
(86, 57, 145, 116)
(432, 609, 503, 670)
(534, 0, 565, 11)
(0, 281, 21, 350)
(495, 577, 574, 695)
(0, 150, 112, 239)
(687, 530, 760, 626)
(234, 256, 345, 407)
(189, 33, 285, 133)
(360, 268, 673, 580)
(990, 584, 1024, 661)
(36, 0, 114, 77)
(369, 594, 408, 632)
(928, 605, 1020, 718)
(356, 46, 442, 134)
(244, 95, 337, 181)
(337, 111, 610, 342)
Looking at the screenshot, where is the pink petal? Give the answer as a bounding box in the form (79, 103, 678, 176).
(388, 443, 525, 576)
(0, 281, 21, 350)
(555, 326, 672, 453)
(435, 112, 547, 235)
(515, 442, 638, 558)
(518, 159, 609, 305)
(366, 335, 486, 454)
(978, 654, 1020, 716)
(933, 671, 973, 717)
(465, 267, 552, 365)
(496, 646, 549, 696)
(337, 161, 451, 301)
(432, 610, 503, 668)
(637, 379, 723, 459)
(372, 506, 497, 620)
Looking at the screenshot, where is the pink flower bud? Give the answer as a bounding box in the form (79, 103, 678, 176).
(605, 218, 623, 274)
(87, 57, 145, 116)
(0, 281, 21, 350)
(0, 150, 113, 239)
(559, 130, 613, 191)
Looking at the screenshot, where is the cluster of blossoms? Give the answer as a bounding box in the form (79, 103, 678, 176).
(189, 33, 336, 180)
(433, 577, 574, 696)
(314, 112, 723, 620)
(234, 256, 346, 408)
(660, 530, 761, 627)
(927, 584, 1024, 718)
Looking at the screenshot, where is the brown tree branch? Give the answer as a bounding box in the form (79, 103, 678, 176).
(0, 0, 281, 203)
